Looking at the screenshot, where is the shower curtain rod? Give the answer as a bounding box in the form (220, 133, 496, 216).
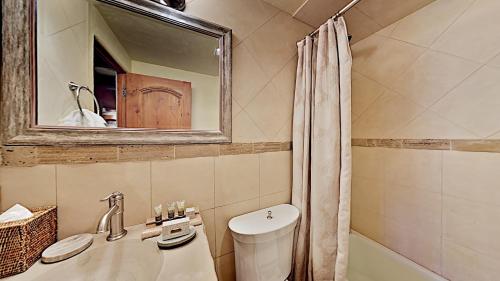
(307, 0, 363, 38)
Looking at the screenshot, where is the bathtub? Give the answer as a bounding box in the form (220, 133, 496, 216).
(348, 231, 448, 281)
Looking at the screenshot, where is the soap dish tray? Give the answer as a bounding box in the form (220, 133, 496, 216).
(157, 226, 196, 249)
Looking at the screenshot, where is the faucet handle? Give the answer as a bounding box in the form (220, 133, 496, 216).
(100, 192, 124, 203)
(100, 193, 114, 202)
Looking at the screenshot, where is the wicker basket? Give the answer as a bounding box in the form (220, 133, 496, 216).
(0, 206, 57, 278)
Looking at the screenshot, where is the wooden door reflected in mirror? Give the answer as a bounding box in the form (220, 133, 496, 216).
(117, 73, 192, 129)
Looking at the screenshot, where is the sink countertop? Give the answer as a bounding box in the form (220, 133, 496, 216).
(5, 223, 218, 281)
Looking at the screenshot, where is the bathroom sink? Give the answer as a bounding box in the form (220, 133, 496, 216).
(34, 239, 163, 281)
(5, 224, 217, 281)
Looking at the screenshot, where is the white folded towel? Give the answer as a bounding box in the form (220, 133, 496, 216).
(0, 204, 34, 223)
(58, 109, 107, 127)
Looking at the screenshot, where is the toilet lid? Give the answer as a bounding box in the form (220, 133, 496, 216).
(228, 204, 299, 236)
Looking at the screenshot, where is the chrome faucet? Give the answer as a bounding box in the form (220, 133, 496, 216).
(97, 191, 127, 241)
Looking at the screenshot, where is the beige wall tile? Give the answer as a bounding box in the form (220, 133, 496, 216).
(56, 162, 151, 238)
(390, 50, 480, 107)
(38, 0, 74, 35)
(431, 0, 500, 63)
(394, 110, 478, 139)
(383, 148, 442, 193)
(259, 151, 292, 196)
(351, 71, 385, 121)
(384, 218, 442, 273)
(232, 111, 266, 143)
(272, 56, 297, 101)
(487, 53, 500, 69)
(232, 44, 269, 108)
(443, 151, 500, 205)
(259, 190, 291, 209)
(152, 157, 214, 211)
(353, 36, 426, 86)
(38, 22, 90, 125)
(351, 34, 387, 71)
(214, 198, 260, 257)
(349, 0, 500, 141)
(390, 0, 473, 47)
(60, 0, 88, 27)
(374, 21, 397, 37)
(272, 119, 292, 142)
(215, 252, 236, 281)
(201, 208, 216, 258)
(431, 66, 500, 138)
(353, 91, 425, 138)
(232, 100, 242, 119)
(215, 154, 260, 207)
(352, 177, 384, 214)
(244, 12, 312, 78)
(443, 195, 500, 260)
(384, 185, 441, 227)
(0, 165, 57, 211)
(352, 147, 443, 274)
(352, 146, 386, 181)
(442, 239, 500, 281)
(351, 207, 385, 244)
(245, 82, 292, 138)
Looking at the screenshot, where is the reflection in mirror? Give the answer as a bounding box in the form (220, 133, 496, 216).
(36, 0, 221, 130)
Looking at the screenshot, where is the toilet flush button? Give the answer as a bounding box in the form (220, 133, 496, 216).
(267, 211, 273, 220)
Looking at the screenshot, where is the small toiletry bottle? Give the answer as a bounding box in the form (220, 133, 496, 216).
(154, 204, 163, 225)
(167, 203, 176, 219)
(176, 200, 186, 217)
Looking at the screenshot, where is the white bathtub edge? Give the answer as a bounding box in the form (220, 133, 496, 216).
(350, 230, 449, 281)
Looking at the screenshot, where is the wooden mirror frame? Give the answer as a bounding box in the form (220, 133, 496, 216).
(1, 0, 232, 145)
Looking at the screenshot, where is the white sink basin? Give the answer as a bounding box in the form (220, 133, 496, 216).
(34, 240, 163, 281)
(5, 224, 217, 281)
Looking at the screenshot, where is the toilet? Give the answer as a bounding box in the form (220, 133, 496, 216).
(228, 204, 300, 281)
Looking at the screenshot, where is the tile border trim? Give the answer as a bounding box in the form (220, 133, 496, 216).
(1, 142, 292, 167)
(352, 138, 500, 153)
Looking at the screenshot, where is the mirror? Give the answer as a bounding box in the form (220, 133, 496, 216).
(33, 0, 231, 135)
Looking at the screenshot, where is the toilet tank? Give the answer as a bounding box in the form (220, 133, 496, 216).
(229, 204, 300, 281)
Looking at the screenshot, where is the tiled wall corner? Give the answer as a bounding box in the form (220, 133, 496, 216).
(351, 147, 443, 274)
(351, 1, 500, 279)
(352, 146, 500, 280)
(351, 0, 500, 140)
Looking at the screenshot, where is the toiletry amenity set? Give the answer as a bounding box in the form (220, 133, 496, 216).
(143, 201, 201, 249)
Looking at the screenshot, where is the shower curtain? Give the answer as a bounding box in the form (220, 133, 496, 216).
(291, 17, 352, 281)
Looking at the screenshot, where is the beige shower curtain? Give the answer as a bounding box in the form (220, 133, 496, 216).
(292, 17, 352, 281)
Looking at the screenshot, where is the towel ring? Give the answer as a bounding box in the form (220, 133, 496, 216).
(68, 82, 101, 116)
